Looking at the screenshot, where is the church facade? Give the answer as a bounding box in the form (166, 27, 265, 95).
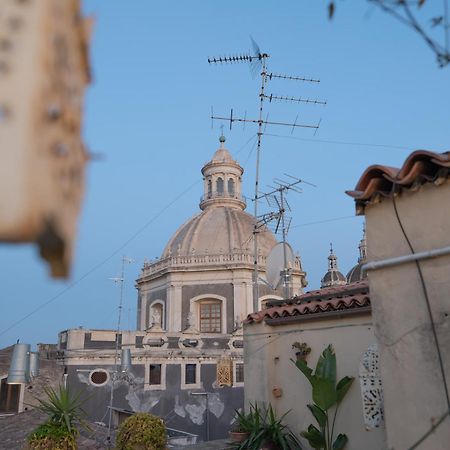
(57, 138, 307, 440)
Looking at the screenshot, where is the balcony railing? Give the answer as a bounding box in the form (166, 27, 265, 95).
(141, 251, 301, 277)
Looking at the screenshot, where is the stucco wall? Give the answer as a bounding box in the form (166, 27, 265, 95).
(244, 313, 385, 450)
(365, 179, 450, 450)
(66, 362, 243, 441)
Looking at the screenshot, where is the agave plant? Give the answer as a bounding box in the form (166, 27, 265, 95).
(293, 344, 354, 450)
(34, 384, 88, 433)
(232, 403, 301, 450)
(27, 385, 88, 449)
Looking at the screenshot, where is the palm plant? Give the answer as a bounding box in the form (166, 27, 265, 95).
(293, 344, 354, 450)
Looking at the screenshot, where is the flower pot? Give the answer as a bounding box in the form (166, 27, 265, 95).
(229, 431, 250, 442)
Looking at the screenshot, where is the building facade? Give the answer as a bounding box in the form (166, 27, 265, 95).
(58, 138, 307, 440)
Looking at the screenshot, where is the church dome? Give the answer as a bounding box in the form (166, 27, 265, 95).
(320, 244, 347, 288)
(162, 206, 276, 258)
(346, 225, 368, 284)
(162, 136, 277, 259)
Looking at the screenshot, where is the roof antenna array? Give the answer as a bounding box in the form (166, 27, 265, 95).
(256, 175, 315, 299)
(208, 37, 325, 311)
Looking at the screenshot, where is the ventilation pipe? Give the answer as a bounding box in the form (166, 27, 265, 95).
(7, 343, 30, 384)
(120, 348, 131, 372)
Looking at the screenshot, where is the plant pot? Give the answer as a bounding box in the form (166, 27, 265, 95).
(261, 440, 280, 450)
(229, 431, 250, 442)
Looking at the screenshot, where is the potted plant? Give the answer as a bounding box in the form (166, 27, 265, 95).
(230, 403, 301, 450)
(229, 409, 252, 443)
(292, 344, 354, 450)
(292, 342, 311, 362)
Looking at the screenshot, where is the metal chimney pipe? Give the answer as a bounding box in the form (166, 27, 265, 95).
(8, 343, 30, 384)
(29, 351, 40, 378)
(120, 348, 131, 372)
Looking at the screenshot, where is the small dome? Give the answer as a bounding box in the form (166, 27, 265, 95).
(346, 225, 368, 284)
(162, 206, 276, 258)
(320, 244, 347, 288)
(346, 263, 366, 284)
(211, 148, 233, 163)
(322, 270, 347, 284)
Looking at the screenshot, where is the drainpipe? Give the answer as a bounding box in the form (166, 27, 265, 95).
(362, 245, 450, 272)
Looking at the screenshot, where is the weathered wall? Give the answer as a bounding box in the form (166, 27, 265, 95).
(66, 362, 243, 441)
(244, 313, 385, 450)
(365, 179, 450, 450)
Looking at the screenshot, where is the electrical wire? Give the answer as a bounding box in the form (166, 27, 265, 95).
(391, 187, 450, 449)
(264, 132, 414, 150)
(290, 215, 356, 228)
(0, 179, 202, 339)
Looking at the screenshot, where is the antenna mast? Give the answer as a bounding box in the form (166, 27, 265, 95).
(107, 255, 133, 447)
(208, 39, 325, 311)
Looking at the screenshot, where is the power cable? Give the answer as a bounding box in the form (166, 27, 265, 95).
(0, 179, 201, 339)
(264, 132, 415, 150)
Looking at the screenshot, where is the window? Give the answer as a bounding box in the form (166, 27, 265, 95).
(208, 179, 212, 197)
(228, 178, 235, 195)
(145, 362, 166, 390)
(89, 369, 109, 387)
(185, 364, 197, 385)
(235, 363, 244, 383)
(216, 177, 224, 194)
(149, 364, 162, 385)
(200, 302, 222, 333)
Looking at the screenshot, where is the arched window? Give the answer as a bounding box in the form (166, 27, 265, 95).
(199, 301, 222, 333)
(148, 302, 164, 329)
(228, 178, 235, 196)
(216, 177, 224, 195)
(207, 179, 212, 198)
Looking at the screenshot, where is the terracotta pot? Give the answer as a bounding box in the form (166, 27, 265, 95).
(229, 431, 250, 442)
(261, 441, 281, 450)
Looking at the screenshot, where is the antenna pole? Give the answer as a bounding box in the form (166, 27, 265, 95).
(252, 55, 268, 313)
(107, 256, 132, 447)
(279, 188, 290, 299)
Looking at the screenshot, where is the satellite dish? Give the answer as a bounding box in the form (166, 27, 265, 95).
(266, 242, 295, 289)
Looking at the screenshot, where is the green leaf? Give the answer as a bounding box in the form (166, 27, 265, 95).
(301, 424, 326, 449)
(332, 433, 348, 450)
(312, 377, 337, 411)
(293, 358, 314, 385)
(307, 404, 327, 428)
(315, 344, 336, 386)
(336, 376, 354, 404)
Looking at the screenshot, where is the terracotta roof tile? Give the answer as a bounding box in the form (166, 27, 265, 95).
(245, 282, 370, 325)
(346, 150, 450, 213)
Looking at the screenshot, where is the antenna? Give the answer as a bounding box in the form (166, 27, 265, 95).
(208, 38, 325, 312)
(257, 176, 311, 299)
(107, 255, 134, 447)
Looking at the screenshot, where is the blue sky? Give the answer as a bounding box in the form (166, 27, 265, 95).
(1, 1, 449, 348)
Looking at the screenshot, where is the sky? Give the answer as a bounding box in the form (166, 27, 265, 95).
(1, 1, 449, 349)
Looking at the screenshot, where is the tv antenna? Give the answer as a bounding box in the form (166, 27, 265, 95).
(107, 255, 134, 447)
(208, 38, 325, 312)
(256, 175, 315, 299)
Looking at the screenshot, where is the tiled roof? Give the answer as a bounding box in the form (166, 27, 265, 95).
(245, 281, 370, 325)
(346, 150, 450, 214)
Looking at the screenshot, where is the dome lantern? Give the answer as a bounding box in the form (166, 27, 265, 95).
(200, 136, 246, 211)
